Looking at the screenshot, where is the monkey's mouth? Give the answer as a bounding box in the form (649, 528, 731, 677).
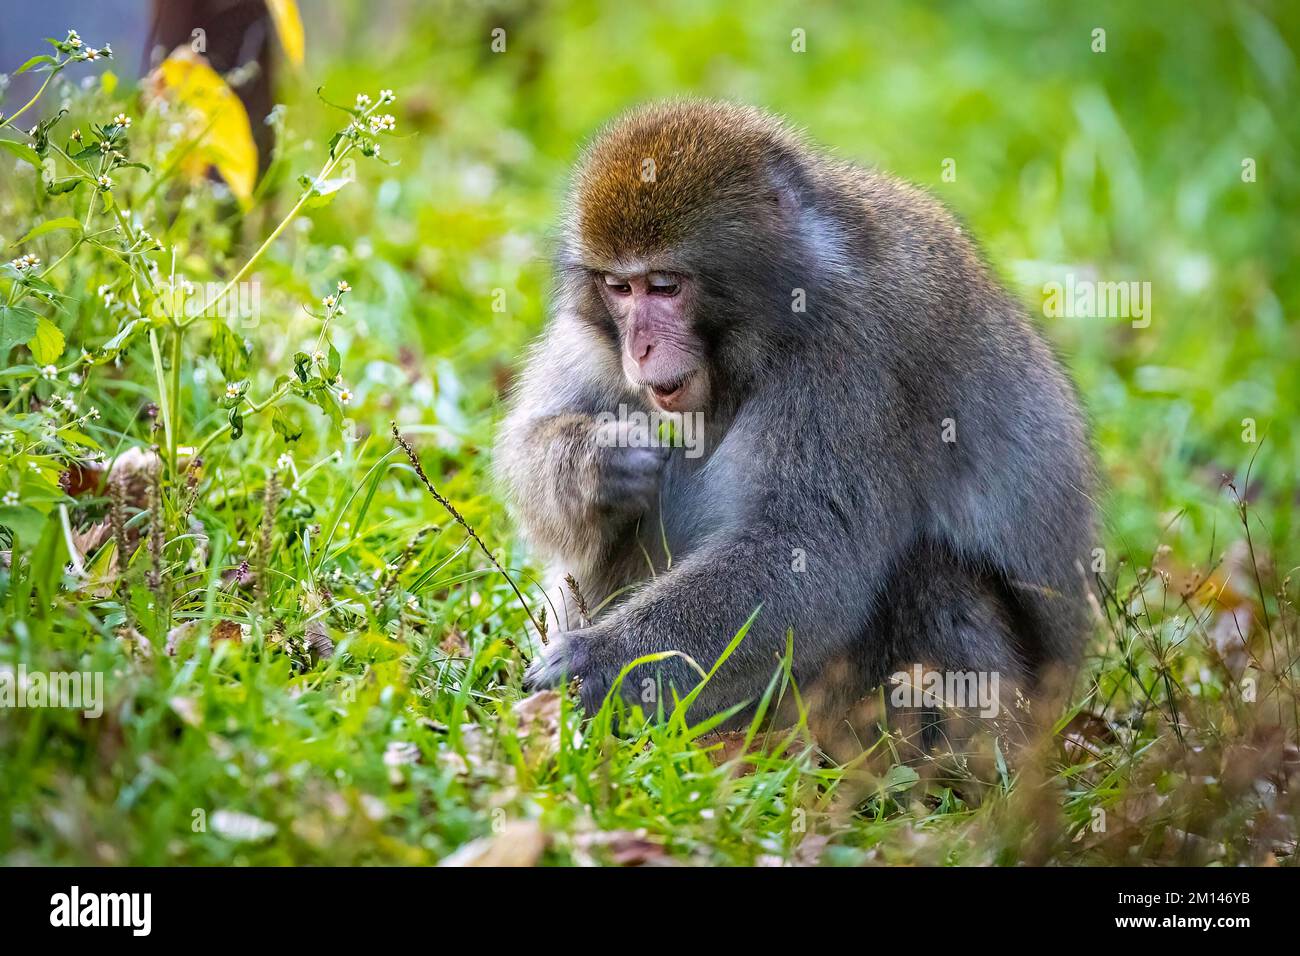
(647, 372, 695, 406)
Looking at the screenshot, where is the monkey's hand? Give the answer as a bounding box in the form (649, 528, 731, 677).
(523, 627, 622, 712)
(589, 420, 669, 515)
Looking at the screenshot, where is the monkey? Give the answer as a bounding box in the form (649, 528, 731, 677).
(496, 100, 1095, 752)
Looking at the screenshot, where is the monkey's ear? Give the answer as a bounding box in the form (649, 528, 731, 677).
(762, 151, 814, 221)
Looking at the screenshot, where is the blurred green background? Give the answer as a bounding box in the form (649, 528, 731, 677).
(8, 0, 1295, 551)
(299, 0, 1300, 555)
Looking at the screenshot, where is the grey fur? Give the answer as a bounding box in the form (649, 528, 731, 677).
(495, 101, 1096, 726)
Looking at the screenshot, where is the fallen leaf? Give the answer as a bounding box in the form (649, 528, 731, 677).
(305, 621, 334, 660)
(265, 0, 305, 66)
(512, 689, 562, 763)
(439, 820, 546, 867)
(147, 49, 257, 207)
(166, 618, 242, 656)
(570, 829, 667, 866)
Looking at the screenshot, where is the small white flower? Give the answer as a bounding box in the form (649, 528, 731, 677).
(40, 365, 58, 381)
(112, 113, 131, 128)
(225, 382, 240, 399)
(82, 47, 101, 61)
(69, 372, 83, 386)
(88, 407, 101, 420)
(312, 349, 326, 364)
(322, 294, 337, 309)
(379, 89, 394, 103)
(2, 491, 18, 507)
(11, 253, 40, 272)
(336, 280, 351, 293)
(338, 388, 353, 405)
(96, 174, 112, 189)
(368, 113, 396, 133)
(355, 93, 372, 108)
(98, 139, 112, 152)
(276, 453, 294, 470)
(0, 432, 14, 447)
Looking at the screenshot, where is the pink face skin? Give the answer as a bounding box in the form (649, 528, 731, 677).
(596, 271, 709, 413)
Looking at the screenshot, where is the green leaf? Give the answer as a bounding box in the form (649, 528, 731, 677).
(293, 351, 312, 384)
(15, 54, 57, 75)
(16, 216, 82, 246)
(46, 178, 82, 196)
(28, 316, 65, 365)
(229, 407, 245, 440)
(0, 306, 40, 356)
(212, 322, 250, 380)
(0, 138, 42, 169)
(303, 176, 350, 208)
(0, 505, 47, 543)
(881, 764, 920, 795)
(305, 384, 342, 429)
(101, 317, 144, 355)
(272, 407, 303, 443)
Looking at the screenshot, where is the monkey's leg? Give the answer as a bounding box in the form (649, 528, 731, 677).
(811, 540, 1033, 770)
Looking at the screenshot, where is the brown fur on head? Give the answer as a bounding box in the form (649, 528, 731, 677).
(568, 100, 808, 265)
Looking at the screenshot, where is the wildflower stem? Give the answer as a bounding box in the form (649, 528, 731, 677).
(0, 66, 61, 131)
(149, 328, 174, 459)
(180, 143, 355, 330)
(192, 381, 293, 460)
(169, 325, 183, 473)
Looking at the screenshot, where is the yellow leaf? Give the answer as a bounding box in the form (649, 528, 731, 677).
(153, 50, 258, 208)
(266, 0, 305, 67)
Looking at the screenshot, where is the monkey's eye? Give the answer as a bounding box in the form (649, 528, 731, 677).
(601, 274, 632, 295)
(647, 275, 680, 296)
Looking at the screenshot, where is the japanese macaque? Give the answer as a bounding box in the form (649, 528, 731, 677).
(497, 100, 1095, 753)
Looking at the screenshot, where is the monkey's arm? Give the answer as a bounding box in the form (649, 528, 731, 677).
(495, 312, 663, 570)
(527, 398, 912, 717)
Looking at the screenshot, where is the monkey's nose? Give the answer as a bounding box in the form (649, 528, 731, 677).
(632, 339, 654, 363)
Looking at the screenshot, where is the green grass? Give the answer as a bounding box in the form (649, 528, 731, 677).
(0, 0, 1297, 865)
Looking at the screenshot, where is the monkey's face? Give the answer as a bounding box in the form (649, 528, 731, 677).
(596, 269, 710, 413)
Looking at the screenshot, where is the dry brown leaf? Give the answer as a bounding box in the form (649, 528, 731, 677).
(166, 618, 242, 657)
(1060, 710, 1118, 763)
(438, 820, 546, 867)
(570, 829, 667, 866)
(512, 690, 562, 764)
(698, 728, 809, 775)
(439, 628, 470, 656)
(305, 621, 334, 660)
